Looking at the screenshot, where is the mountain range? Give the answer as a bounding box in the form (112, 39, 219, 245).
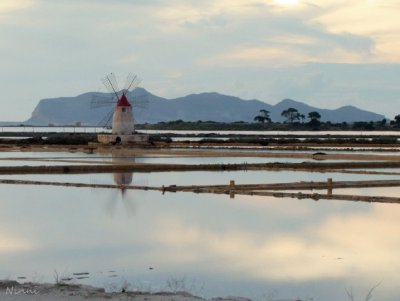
(25, 88, 385, 125)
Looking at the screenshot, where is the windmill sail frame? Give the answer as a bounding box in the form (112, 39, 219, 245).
(91, 72, 147, 128)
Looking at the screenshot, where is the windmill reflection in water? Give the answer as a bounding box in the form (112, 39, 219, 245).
(102, 154, 137, 217)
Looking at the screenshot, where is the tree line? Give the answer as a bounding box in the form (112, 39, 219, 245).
(254, 108, 321, 127)
(137, 108, 399, 131)
(254, 107, 399, 130)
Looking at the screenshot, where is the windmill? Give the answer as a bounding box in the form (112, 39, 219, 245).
(91, 72, 146, 134)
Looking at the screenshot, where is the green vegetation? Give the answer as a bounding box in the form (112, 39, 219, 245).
(137, 119, 396, 131)
(137, 107, 397, 131)
(393, 114, 400, 127)
(254, 109, 271, 124)
(308, 111, 321, 129)
(281, 107, 302, 123)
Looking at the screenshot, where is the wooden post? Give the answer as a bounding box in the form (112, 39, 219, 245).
(327, 178, 333, 196)
(230, 180, 235, 199)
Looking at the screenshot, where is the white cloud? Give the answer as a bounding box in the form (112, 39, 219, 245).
(311, 0, 400, 61)
(150, 201, 400, 285)
(0, 0, 399, 120)
(200, 40, 372, 68)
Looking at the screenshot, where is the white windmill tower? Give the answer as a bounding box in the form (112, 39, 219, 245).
(113, 93, 134, 135)
(94, 73, 149, 145)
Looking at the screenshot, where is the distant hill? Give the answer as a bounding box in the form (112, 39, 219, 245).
(25, 88, 385, 125)
(272, 99, 384, 123)
(0, 121, 22, 126)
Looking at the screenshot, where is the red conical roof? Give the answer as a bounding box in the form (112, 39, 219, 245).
(117, 94, 131, 107)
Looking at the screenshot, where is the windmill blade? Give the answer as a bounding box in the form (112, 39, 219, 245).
(101, 73, 120, 99)
(91, 93, 117, 109)
(101, 76, 115, 94)
(91, 100, 115, 109)
(124, 73, 142, 92)
(103, 110, 114, 128)
(127, 89, 149, 109)
(121, 195, 137, 216)
(97, 108, 114, 128)
(108, 72, 119, 92)
(104, 191, 119, 217)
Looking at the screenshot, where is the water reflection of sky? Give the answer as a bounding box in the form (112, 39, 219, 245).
(0, 182, 399, 300)
(0, 156, 310, 166)
(0, 150, 398, 167)
(1, 151, 400, 300)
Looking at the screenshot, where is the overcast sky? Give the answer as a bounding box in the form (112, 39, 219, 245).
(1, 0, 399, 121)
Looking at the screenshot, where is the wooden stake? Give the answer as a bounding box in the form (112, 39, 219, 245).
(230, 180, 235, 199)
(327, 178, 333, 195)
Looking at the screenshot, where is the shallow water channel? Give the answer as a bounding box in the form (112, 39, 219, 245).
(0, 150, 399, 300)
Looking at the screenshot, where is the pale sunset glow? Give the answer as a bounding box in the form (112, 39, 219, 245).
(273, 0, 300, 6)
(0, 233, 32, 253)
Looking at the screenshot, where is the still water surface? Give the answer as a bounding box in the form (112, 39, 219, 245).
(0, 151, 399, 300)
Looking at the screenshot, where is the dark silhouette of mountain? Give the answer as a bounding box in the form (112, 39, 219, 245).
(25, 88, 385, 125)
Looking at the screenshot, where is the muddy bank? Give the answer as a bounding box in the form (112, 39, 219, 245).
(1, 178, 400, 204)
(3, 178, 400, 191)
(2, 140, 400, 156)
(2, 131, 400, 149)
(2, 161, 400, 174)
(3, 147, 400, 162)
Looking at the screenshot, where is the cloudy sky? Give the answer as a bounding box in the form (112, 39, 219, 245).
(1, 0, 399, 121)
